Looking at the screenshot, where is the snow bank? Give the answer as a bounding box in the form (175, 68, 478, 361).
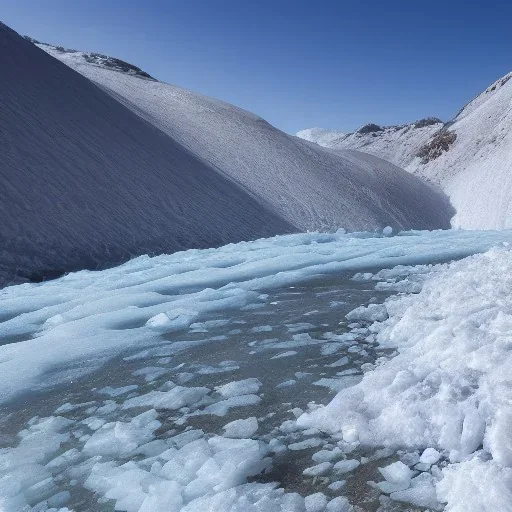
(298, 247, 512, 511)
(1, 229, 512, 405)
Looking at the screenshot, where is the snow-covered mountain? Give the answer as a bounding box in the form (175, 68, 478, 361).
(33, 38, 452, 232)
(305, 118, 444, 170)
(0, 23, 452, 285)
(298, 73, 512, 230)
(0, 23, 293, 285)
(413, 73, 512, 229)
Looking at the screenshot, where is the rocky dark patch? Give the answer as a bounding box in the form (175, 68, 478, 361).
(413, 117, 442, 129)
(417, 130, 457, 163)
(357, 123, 383, 135)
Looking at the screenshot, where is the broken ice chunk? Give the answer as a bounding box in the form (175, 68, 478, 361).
(378, 461, 415, 484)
(419, 447, 441, 465)
(333, 459, 360, 474)
(215, 378, 262, 398)
(305, 492, 328, 512)
(303, 462, 333, 477)
(222, 417, 258, 438)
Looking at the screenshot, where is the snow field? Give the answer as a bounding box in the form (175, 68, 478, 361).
(1, 23, 296, 285)
(37, 38, 453, 234)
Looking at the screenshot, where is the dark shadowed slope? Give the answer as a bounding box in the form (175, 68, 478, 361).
(0, 23, 294, 285)
(38, 40, 454, 234)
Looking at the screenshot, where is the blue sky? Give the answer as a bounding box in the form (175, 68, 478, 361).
(4, 1, 512, 134)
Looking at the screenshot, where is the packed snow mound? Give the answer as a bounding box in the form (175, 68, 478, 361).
(1, 228, 512, 406)
(0, 22, 293, 286)
(298, 246, 512, 512)
(300, 70, 512, 230)
(295, 127, 345, 147)
(35, 39, 453, 235)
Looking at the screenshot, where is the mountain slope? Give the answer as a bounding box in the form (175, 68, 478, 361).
(308, 118, 444, 170)
(34, 40, 453, 234)
(0, 23, 295, 285)
(411, 73, 512, 229)
(298, 73, 512, 230)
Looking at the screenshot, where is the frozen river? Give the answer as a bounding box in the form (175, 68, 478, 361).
(2, 272, 403, 511)
(2, 229, 512, 511)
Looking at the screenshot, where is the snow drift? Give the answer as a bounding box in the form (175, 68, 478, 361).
(298, 72, 512, 230)
(34, 38, 452, 232)
(298, 247, 512, 511)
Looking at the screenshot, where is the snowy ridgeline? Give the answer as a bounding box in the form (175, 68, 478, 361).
(297, 70, 512, 230)
(2, 229, 512, 510)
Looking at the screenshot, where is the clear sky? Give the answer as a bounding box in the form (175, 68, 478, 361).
(4, 0, 512, 134)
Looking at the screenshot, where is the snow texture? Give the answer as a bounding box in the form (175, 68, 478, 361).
(0, 23, 296, 286)
(2, 229, 512, 510)
(296, 128, 345, 147)
(34, 35, 452, 239)
(298, 247, 512, 511)
(1, 228, 512, 406)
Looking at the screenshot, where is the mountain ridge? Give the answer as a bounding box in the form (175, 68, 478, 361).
(0, 23, 294, 284)
(297, 70, 512, 229)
